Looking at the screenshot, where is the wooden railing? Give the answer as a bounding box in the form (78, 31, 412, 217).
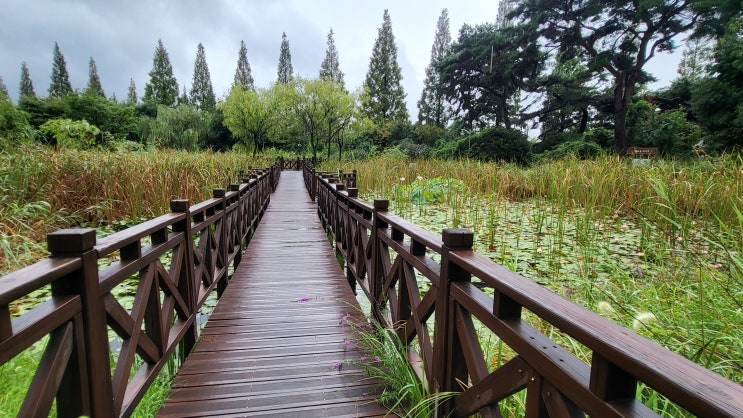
(303, 163, 743, 417)
(0, 165, 280, 418)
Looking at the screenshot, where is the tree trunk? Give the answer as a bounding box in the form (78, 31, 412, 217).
(612, 74, 634, 156)
(579, 108, 588, 134)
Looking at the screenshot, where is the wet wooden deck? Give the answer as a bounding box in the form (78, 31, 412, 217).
(158, 171, 389, 417)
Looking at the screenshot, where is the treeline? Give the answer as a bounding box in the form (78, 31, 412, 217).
(1, 3, 742, 162)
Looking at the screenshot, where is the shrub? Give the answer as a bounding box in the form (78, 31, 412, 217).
(39, 118, 100, 149)
(457, 126, 531, 164)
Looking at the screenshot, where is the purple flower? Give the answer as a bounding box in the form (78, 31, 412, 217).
(373, 356, 381, 362)
(345, 340, 352, 345)
(298, 297, 311, 302)
(333, 361, 343, 370)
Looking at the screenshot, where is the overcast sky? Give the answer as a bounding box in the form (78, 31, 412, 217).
(0, 0, 682, 120)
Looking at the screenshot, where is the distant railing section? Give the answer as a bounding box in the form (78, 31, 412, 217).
(303, 163, 743, 417)
(0, 165, 279, 418)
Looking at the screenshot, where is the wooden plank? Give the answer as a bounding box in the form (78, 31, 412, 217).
(158, 171, 390, 417)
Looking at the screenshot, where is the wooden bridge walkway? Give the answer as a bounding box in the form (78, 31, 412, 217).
(158, 171, 388, 417)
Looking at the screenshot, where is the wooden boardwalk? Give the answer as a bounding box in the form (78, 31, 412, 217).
(158, 171, 389, 417)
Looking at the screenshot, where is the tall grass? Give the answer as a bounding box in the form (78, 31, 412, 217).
(0, 145, 272, 273)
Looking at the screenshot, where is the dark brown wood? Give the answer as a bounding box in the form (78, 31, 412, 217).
(158, 171, 389, 417)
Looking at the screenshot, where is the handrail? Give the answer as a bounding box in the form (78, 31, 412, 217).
(0, 165, 278, 418)
(304, 162, 743, 417)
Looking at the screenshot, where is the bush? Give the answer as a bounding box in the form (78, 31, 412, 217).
(536, 139, 604, 161)
(457, 126, 531, 164)
(39, 118, 100, 149)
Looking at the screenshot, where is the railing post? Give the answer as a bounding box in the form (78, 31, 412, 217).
(47, 228, 115, 418)
(213, 188, 228, 298)
(170, 199, 198, 354)
(432, 228, 473, 413)
(370, 199, 389, 316)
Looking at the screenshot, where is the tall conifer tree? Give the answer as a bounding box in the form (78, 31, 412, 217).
(19, 62, 36, 99)
(362, 10, 409, 122)
(233, 40, 255, 90)
(417, 9, 452, 127)
(127, 78, 137, 104)
(0, 75, 9, 101)
(85, 57, 105, 97)
(179, 86, 190, 106)
(49, 42, 73, 97)
(190, 43, 216, 111)
(144, 39, 179, 106)
(277, 32, 294, 84)
(319, 29, 345, 88)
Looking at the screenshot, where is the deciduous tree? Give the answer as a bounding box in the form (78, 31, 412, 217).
(144, 39, 179, 106)
(222, 85, 278, 156)
(49, 42, 73, 97)
(362, 9, 409, 123)
(190, 43, 216, 111)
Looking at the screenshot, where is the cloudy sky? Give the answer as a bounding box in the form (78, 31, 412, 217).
(0, 0, 683, 120)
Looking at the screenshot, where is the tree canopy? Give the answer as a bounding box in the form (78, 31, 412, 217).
(277, 32, 294, 84)
(144, 39, 179, 106)
(362, 9, 409, 123)
(233, 40, 255, 90)
(190, 43, 216, 111)
(48, 42, 73, 97)
(418, 8, 452, 128)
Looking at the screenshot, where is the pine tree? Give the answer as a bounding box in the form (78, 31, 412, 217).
(417, 9, 452, 127)
(190, 43, 216, 111)
(319, 28, 345, 88)
(277, 32, 294, 84)
(19, 61, 36, 99)
(144, 39, 179, 106)
(362, 9, 409, 122)
(85, 57, 105, 97)
(127, 78, 137, 104)
(0, 75, 9, 101)
(49, 42, 73, 97)
(179, 86, 190, 106)
(495, 0, 520, 28)
(233, 40, 255, 90)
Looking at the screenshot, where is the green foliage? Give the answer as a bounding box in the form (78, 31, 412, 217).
(536, 139, 604, 161)
(0, 100, 34, 145)
(233, 40, 255, 90)
(457, 126, 531, 164)
(0, 75, 9, 100)
(628, 100, 703, 158)
(85, 57, 105, 97)
(417, 8, 452, 127)
(276, 32, 294, 84)
(515, 0, 703, 153)
(144, 39, 179, 106)
(127, 78, 138, 105)
(222, 85, 278, 156)
(393, 176, 464, 204)
(39, 118, 100, 149)
(319, 29, 345, 88)
(362, 9, 409, 123)
(438, 21, 544, 129)
(19, 62, 36, 99)
(691, 20, 743, 151)
(142, 105, 209, 151)
(48, 42, 73, 98)
(190, 43, 216, 111)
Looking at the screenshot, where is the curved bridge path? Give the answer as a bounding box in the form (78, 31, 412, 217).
(158, 171, 389, 417)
